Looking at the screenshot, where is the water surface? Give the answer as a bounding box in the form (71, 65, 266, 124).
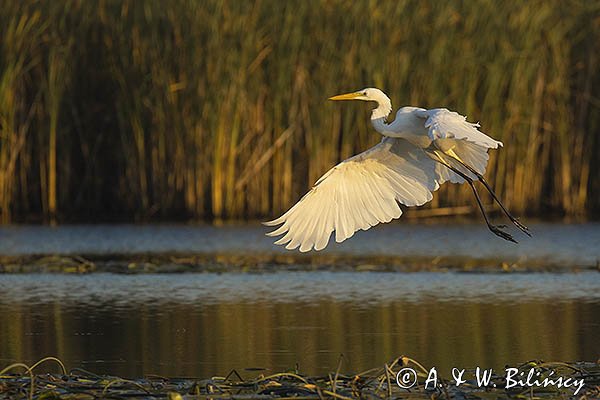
(1, 271, 599, 377)
(0, 223, 599, 268)
(1, 223, 599, 377)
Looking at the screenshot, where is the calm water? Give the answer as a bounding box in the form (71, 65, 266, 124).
(0, 222, 599, 267)
(0, 224, 599, 378)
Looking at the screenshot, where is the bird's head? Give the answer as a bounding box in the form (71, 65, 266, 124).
(328, 87, 387, 103)
(329, 87, 392, 120)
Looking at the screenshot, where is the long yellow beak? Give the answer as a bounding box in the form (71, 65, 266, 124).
(328, 91, 361, 101)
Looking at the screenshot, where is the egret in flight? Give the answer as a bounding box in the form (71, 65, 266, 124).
(265, 88, 530, 252)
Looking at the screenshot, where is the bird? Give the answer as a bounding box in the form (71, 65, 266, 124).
(265, 88, 530, 252)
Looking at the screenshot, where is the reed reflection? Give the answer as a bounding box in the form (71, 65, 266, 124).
(1, 298, 598, 377)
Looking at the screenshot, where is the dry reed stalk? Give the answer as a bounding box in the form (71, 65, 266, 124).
(0, 0, 598, 222)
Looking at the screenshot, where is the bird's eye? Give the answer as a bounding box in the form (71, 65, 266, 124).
(362, 91, 367, 96)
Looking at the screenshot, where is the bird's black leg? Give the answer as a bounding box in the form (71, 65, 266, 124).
(444, 155, 531, 237)
(431, 152, 517, 243)
(464, 177, 517, 243)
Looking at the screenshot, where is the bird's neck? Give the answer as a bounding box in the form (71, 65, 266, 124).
(370, 97, 392, 133)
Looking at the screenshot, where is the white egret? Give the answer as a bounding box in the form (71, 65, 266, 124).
(265, 88, 530, 252)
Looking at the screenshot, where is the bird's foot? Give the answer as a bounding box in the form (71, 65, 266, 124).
(488, 224, 518, 244)
(510, 218, 531, 237)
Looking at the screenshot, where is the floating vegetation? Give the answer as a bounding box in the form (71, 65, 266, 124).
(0, 252, 598, 274)
(1, 356, 599, 399)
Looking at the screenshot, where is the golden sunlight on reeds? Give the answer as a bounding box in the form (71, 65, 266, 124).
(0, 0, 599, 222)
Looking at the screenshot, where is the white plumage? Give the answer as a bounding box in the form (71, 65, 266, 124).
(421, 108, 502, 149)
(266, 88, 529, 250)
(265, 138, 439, 251)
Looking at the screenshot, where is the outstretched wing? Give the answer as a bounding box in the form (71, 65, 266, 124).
(417, 108, 503, 149)
(264, 138, 440, 252)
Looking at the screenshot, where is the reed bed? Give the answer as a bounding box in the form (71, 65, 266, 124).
(1, 356, 598, 399)
(0, 0, 599, 223)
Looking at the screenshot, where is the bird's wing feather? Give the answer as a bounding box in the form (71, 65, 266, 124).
(417, 108, 502, 149)
(265, 138, 440, 252)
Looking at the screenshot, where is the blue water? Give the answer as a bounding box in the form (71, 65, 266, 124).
(1, 271, 599, 306)
(0, 222, 598, 267)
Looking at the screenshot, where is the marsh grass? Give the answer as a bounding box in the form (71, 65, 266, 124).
(1, 356, 598, 399)
(0, 1, 599, 222)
